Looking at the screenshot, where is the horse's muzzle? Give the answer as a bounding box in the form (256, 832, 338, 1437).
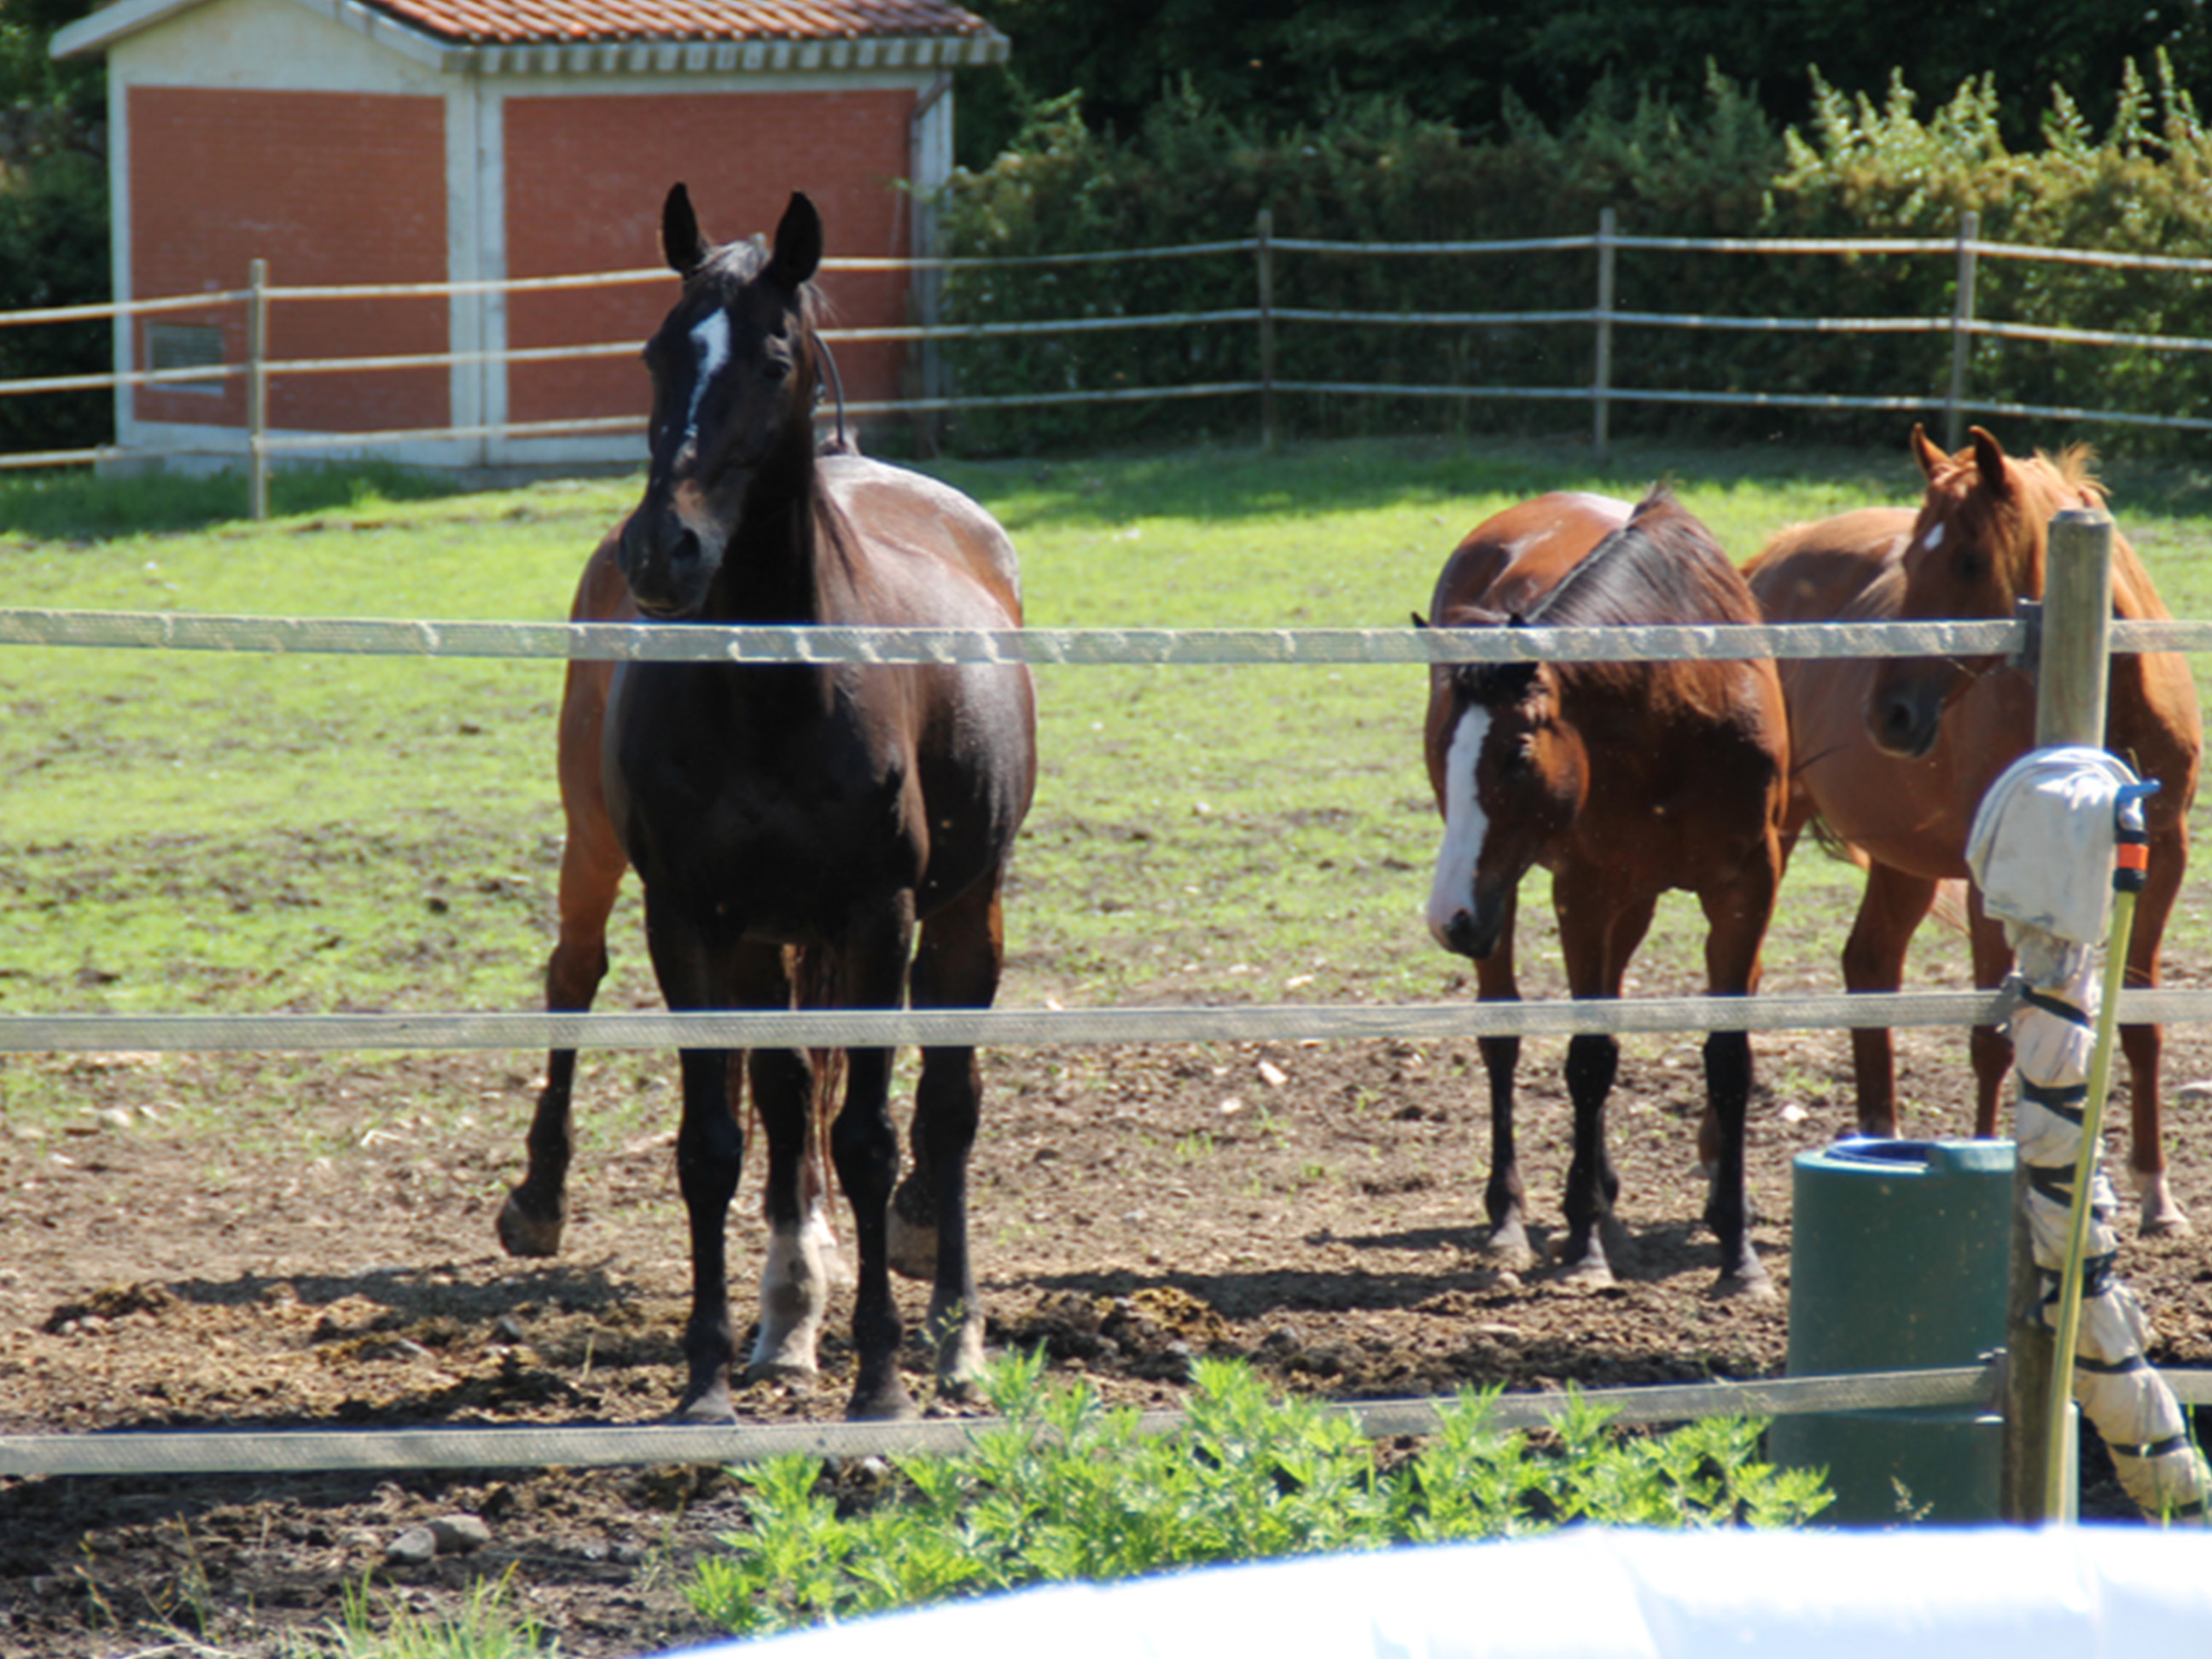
(620, 515, 707, 618)
(1432, 900, 1506, 962)
(1868, 672, 1945, 760)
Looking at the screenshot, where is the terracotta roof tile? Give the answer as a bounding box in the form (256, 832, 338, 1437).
(366, 0, 998, 46)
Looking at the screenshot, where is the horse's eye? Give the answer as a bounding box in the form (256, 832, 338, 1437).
(1957, 551, 1987, 583)
(763, 358, 792, 385)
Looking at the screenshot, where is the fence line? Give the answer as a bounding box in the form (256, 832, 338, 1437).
(8, 605, 2209, 664)
(0, 609, 2050, 663)
(9, 218, 2212, 492)
(3, 1359, 2201, 1480)
(0, 1366, 2000, 1480)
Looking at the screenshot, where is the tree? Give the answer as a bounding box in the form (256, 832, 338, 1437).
(954, 0, 2212, 164)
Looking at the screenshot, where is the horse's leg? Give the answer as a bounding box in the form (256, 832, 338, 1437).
(500, 660, 624, 1259)
(1696, 847, 1779, 1299)
(2122, 818, 2189, 1235)
(632, 890, 764, 1423)
(902, 874, 1007, 1395)
(830, 895, 921, 1422)
(1469, 888, 1532, 1266)
(749, 1049, 825, 1391)
(1839, 861, 1938, 1139)
(1963, 888, 2016, 1140)
(1551, 874, 1657, 1285)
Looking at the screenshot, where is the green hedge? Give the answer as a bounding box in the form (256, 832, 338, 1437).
(930, 60, 2212, 455)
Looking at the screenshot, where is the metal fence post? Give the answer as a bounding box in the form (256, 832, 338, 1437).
(1255, 208, 1277, 453)
(247, 257, 269, 522)
(2000, 506, 2114, 1520)
(1593, 207, 1616, 463)
(1945, 211, 1981, 451)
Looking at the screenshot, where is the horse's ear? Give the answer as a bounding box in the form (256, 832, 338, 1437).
(1412, 612, 1428, 628)
(768, 192, 824, 289)
(1910, 423, 1947, 481)
(1969, 426, 2011, 498)
(661, 183, 709, 277)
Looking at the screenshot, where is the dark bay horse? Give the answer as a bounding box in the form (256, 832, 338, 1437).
(1746, 426, 2201, 1235)
(504, 188, 1036, 1422)
(1423, 489, 1789, 1295)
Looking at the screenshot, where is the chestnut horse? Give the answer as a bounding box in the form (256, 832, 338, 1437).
(1423, 488, 1788, 1295)
(1746, 426, 2200, 1235)
(502, 189, 1036, 1421)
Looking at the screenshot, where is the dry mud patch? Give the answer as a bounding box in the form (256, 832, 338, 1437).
(3, 1007, 2210, 1656)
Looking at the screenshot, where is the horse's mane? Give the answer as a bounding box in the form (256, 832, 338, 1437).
(1450, 487, 1755, 707)
(1524, 486, 1759, 631)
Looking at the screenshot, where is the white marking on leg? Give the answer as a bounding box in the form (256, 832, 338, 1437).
(749, 1220, 827, 1380)
(1427, 705, 1492, 946)
(803, 1189, 853, 1287)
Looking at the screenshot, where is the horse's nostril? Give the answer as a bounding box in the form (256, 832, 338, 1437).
(670, 527, 701, 567)
(1442, 911, 1482, 958)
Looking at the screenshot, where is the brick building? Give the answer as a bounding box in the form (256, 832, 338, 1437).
(53, 0, 1006, 470)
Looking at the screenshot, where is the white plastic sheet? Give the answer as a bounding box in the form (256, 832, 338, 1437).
(661, 1528, 2212, 1659)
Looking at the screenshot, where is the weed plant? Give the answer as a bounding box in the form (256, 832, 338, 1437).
(685, 1352, 1831, 1638)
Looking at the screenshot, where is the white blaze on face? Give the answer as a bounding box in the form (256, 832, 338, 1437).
(1427, 703, 1493, 946)
(1919, 521, 1945, 552)
(684, 309, 731, 443)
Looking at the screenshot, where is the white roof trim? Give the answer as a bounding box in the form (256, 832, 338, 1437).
(54, 0, 1009, 73)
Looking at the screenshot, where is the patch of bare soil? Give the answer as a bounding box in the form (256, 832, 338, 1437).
(3, 992, 2210, 1656)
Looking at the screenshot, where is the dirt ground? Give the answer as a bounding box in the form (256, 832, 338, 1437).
(3, 997, 2211, 1656)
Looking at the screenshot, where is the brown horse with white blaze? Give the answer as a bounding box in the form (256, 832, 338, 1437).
(500, 188, 1037, 1422)
(1423, 488, 1789, 1295)
(1745, 425, 2200, 1235)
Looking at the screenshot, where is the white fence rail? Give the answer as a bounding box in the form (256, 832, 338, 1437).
(9, 212, 2212, 503)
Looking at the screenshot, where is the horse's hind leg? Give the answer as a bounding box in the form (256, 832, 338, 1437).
(901, 876, 1009, 1395)
(1697, 849, 1778, 1299)
(1965, 889, 2016, 1139)
(2122, 820, 2189, 1236)
(1840, 861, 1938, 1139)
(500, 677, 625, 1259)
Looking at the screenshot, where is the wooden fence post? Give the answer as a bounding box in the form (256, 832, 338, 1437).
(2000, 506, 2114, 1519)
(1255, 208, 1277, 453)
(1945, 211, 1981, 451)
(247, 257, 269, 523)
(1592, 207, 1616, 463)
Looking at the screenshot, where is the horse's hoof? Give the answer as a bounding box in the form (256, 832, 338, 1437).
(671, 1386, 737, 1425)
(495, 1190, 564, 1259)
(1713, 1266, 1777, 1301)
(2136, 1176, 2192, 1238)
(1549, 1249, 1615, 1290)
(886, 1205, 937, 1283)
(742, 1358, 821, 1390)
(847, 1377, 918, 1423)
(1479, 1222, 1536, 1270)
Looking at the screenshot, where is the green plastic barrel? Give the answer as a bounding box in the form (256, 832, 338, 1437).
(1767, 1137, 2019, 1524)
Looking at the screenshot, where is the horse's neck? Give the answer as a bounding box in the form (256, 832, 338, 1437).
(725, 449, 841, 624)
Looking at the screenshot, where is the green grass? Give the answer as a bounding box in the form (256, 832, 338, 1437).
(5, 434, 2212, 1117)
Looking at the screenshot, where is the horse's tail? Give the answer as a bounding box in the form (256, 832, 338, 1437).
(1802, 812, 1866, 869)
(1802, 816, 1971, 935)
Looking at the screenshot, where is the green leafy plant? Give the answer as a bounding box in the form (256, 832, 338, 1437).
(686, 1353, 1831, 1638)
